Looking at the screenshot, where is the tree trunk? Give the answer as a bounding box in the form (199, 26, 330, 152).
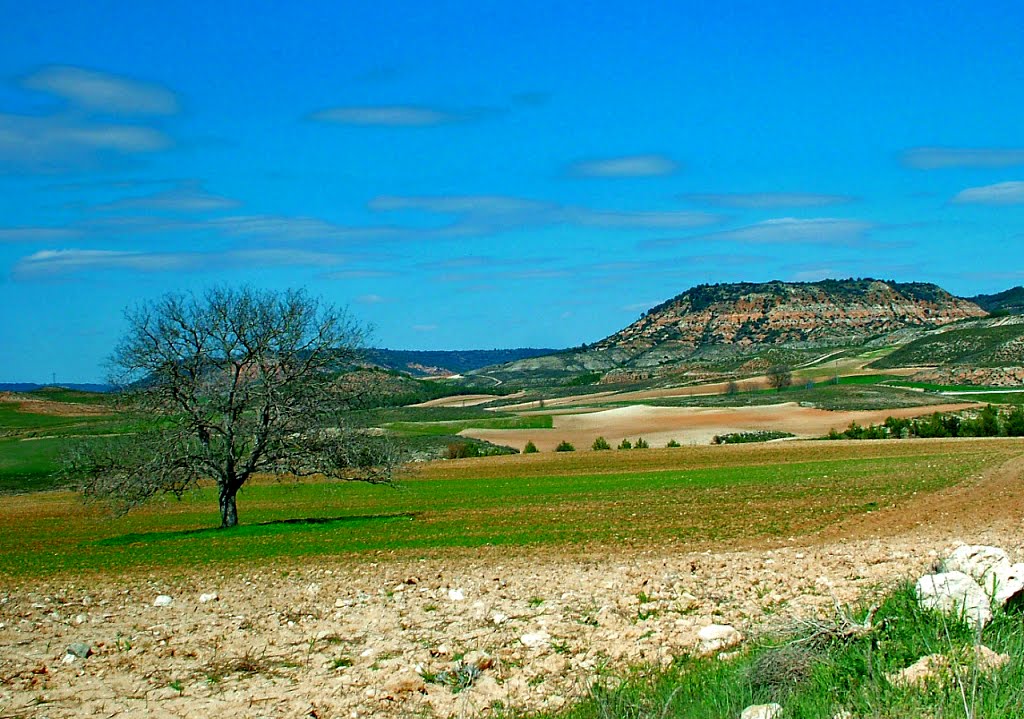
(219, 485, 239, 528)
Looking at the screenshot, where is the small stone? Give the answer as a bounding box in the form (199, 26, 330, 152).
(61, 653, 78, 665)
(66, 642, 92, 659)
(74, 614, 87, 625)
(697, 624, 742, 654)
(491, 612, 509, 625)
(199, 593, 219, 604)
(741, 703, 782, 719)
(520, 630, 551, 648)
(447, 589, 465, 601)
(153, 595, 173, 607)
(383, 670, 426, 695)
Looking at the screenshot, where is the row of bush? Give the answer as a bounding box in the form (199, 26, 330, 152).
(828, 404, 1024, 440)
(519, 437, 684, 453)
(712, 430, 796, 444)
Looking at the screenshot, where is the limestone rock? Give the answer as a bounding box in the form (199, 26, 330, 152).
(153, 595, 173, 607)
(697, 623, 741, 654)
(520, 630, 551, 648)
(944, 545, 1010, 585)
(199, 592, 219, 604)
(382, 670, 426, 695)
(447, 589, 465, 602)
(741, 703, 782, 719)
(915, 572, 991, 629)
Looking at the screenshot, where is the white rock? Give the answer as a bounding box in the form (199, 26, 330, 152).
(61, 653, 78, 665)
(199, 593, 219, 604)
(520, 630, 551, 648)
(153, 595, 173, 607)
(983, 563, 1024, 607)
(945, 545, 1010, 585)
(916, 572, 991, 629)
(447, 589, 465, 601)
(697, 623, 742, 654)
(491, 612, 509, 625)
(741, 703, 782, 719)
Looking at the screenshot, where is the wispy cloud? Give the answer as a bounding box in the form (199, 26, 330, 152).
(0, 226, 81, 242)
(23, 65, 179, 115)
(952, 181, 1024, 205)
(356, 293, 389, 304)
(370, 193, 719, 233)
(902, 147, 1024, 169)
(210, 214, 404, 242)
(646, 217, 874, 248)
(93, 182, 240, 212)
(566, 154, 680, 178)
(679, 192, 854, 208)
(309, 105, 494, 127)
(13, 247, 347, 279)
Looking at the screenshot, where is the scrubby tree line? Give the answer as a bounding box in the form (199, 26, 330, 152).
(828, 404, 1024, 440)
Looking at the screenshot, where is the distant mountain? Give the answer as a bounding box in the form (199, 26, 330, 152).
(0, 383, 113, 393)
(481, 279, 986, 380)
(968, 286, 1024, 315)
(364, 348, 560, 377)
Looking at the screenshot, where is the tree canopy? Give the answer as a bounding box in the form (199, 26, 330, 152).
(67, 286, 400, 527)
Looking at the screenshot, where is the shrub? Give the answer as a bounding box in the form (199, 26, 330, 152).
(555, 440, 575, 452)
(617, 439, 632, 450)
(591, 436, 611, 451)
(634, 437, 649, 449)
(446, 442, 480, 459)
(523, 440, 538, 454)
(666, 439, 680, 448)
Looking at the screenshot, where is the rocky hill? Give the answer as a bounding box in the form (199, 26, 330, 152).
(969, 286, 1024, 316)
(479, 279, 987, 381)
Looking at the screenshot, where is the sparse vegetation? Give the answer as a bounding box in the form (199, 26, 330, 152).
(712, 431, 795, 444)
(554, 440, 576, 452)
(523, 440, 538, 454)
(591, 436, 611, 451)
(828, 404, 1024, 440)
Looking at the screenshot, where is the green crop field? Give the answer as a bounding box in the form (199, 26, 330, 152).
(1, 438, 1017, 579)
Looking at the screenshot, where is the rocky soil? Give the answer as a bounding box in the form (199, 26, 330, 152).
(3, 455, 1023, 719)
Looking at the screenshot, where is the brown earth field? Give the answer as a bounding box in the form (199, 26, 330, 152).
(0, 393, 111, 417)
(2, 438, 1024, 719)
(462, 401, 979, 452)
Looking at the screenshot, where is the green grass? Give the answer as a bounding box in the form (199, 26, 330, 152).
(0, 437, 72, 492)
(385, 414, 553, 436)
(871, 323, 1024, 369)
(514, 583, 1024, 718)
(0, 440, 1013, 578)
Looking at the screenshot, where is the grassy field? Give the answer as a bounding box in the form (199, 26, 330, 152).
(1, 438, 1018, 579)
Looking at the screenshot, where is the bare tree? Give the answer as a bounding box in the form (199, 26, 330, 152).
(67, 287, 401, 528)
(766, 364, 793, 391)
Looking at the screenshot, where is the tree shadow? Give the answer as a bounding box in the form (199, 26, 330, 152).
(95, 512, 418, 546)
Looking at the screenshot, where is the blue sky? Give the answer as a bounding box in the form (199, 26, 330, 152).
(3, 2, 1024, 382)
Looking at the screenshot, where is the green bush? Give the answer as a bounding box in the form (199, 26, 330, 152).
(634, 437, 649, 449)
(591, 436, 611, 451)
(554, 440, 575, 452)
(617, 438, 632, 450)
(523, 440, 538, 454)
(666, 439, 680, 448)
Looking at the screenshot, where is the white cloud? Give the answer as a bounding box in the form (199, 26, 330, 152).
(0, 226, 80, 242)
(952, 181, 1024, 205)
(94, 183, 240, 212)
(902, 147, 1024, 169)
(567, 154, 680, 178)
(679, 192, 854, 208)
(0, 112, 170, 171)
(310, 105, 461, 127)
(356, 294, 389, 304)
(646, 217, 874, 248)
(568, 208, 718, 229)
(13, 247, 347, 279)
(210, 214, 401, 242)
(369, 195, 552, 215)
(23, 65, 179, 115)
(370, 193, 720, 232)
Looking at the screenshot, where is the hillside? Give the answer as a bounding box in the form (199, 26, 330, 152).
(479, 279, 986, 382)
(365, 347, 559, 377)
(969, 286, 1024, 315)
